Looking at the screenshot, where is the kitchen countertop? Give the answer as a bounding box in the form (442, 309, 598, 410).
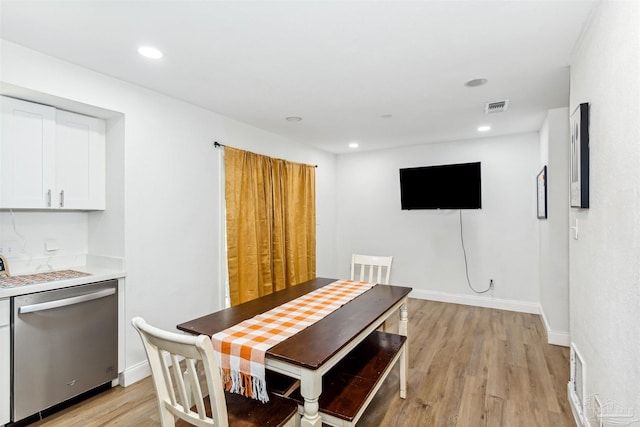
(0, 265, 126, 298)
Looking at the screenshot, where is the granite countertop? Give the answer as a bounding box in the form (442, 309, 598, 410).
(0, 265, 126, 298)
(0, 269, 91, 288)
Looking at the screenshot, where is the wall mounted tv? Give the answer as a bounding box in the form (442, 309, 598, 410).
(399, 162, 482, 210)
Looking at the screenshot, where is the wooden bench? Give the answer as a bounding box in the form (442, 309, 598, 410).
(289, 330, 407, 426)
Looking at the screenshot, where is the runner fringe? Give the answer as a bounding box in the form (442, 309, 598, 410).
(221, 368, 269, 403)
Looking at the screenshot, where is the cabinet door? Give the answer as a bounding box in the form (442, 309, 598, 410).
(0, 299, 9, 425)
(55, 110, 106, 210)
(1, 96, 56, 208)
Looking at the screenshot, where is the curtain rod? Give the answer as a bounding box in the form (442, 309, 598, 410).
(213, 141, 317, 168)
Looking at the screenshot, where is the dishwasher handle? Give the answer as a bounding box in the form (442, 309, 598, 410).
(18, 288, 116, 314)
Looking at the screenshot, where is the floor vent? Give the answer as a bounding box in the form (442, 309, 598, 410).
(485, 99, 510, 113)
(569, 343, 587, 426)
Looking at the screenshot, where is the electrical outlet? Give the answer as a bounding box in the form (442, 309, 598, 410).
(0, 240, 18, 258)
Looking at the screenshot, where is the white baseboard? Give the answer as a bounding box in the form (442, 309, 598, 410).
(539, 306, 570, 347)
(119, 353, 185, 387)
(119, 360, 151, 387)
(409, 289, 540, 314)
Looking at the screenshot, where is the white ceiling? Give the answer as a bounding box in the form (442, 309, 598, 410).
(0, 0, 595, 154)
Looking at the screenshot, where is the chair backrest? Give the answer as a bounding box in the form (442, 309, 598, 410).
(350, 254, 393, 284)
(132, 317, 228, 427)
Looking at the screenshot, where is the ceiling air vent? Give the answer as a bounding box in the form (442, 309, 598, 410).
(485, 99, 509, 114)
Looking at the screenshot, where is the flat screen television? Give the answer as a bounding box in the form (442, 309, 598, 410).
(399, 162, 481, 210)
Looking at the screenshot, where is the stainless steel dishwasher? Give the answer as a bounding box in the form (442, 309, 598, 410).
(11, 279, 118, 423)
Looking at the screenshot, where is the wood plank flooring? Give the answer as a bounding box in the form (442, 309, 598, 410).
(30, 299, 573, 426)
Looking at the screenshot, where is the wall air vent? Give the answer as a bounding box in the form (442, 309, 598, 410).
(485, 99, 510, 114)
(568, 343, 587, 426)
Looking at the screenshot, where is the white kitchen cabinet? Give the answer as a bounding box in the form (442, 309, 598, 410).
(55, 110, 106, 210)
(0, 96, 106, 210)
(0, 96, 56, 208)
(0, 298, 9, 425)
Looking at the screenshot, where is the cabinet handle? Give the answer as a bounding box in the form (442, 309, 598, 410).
(18, 288, 116, 313)
(47, 189, 52, 207)
(60, 190, 64, 208)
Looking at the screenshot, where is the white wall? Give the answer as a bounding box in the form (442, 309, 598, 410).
(336, 133, 541, 311)
(88, 115, 126, 258)
(0, 40, 338, 379)
(538, 108, 570, 346)
(569, 0, 640, 423)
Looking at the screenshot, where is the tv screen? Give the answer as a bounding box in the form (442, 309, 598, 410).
(399, 162, 481, 209)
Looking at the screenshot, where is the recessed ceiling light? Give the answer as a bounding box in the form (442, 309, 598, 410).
(478, 125, 491, 132)
(348, 142, 359, 148)
(465, 78, 488, 87)
(138, 46, 163, 59)
(286, 116, 302, 122)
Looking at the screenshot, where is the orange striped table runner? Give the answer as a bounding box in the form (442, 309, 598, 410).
(211, 279, 375, 402)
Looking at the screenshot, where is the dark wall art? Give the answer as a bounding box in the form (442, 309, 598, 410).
(570, 103, 590, 208)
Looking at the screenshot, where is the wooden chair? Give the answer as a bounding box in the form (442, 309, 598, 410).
(351, 254, 394, 332)
(131, 317, 299, 427)
(350, 254, 393, 284)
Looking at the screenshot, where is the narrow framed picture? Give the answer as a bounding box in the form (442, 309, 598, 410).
(537, 165, 547, 219)
(0, 254, 9, 277)
(570, 103, 589, 208)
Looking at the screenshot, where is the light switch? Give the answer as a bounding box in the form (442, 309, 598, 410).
(571, 219, 579, 240)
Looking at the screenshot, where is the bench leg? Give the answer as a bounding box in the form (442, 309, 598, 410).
(399, 299, 409, 399)
(399, 345, 407, 399)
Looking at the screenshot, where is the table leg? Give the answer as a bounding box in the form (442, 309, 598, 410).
(300, 369, 322, 427)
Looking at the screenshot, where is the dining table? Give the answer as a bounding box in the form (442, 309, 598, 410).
(177, 277, 412, 427)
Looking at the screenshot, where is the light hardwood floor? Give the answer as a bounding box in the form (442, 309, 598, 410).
(31, 299, 573, 427)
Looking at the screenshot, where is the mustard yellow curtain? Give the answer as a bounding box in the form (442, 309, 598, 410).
(224, 147, 316, 305)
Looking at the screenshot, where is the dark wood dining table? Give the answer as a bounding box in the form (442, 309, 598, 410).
(177, 277, 412, 427)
